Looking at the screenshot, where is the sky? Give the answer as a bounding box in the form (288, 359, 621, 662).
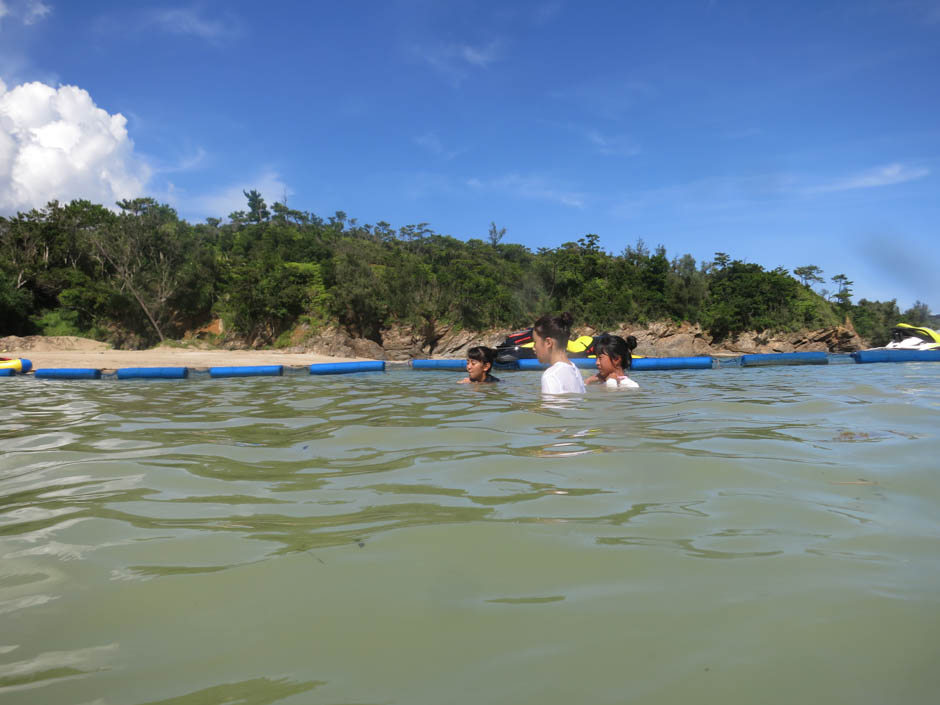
(1, 0, 938, 311)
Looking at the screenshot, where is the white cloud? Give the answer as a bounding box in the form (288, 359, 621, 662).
(585, 128, 640, 157)
(0, 80, 150, 215)
(610, 172, 798, 220)
(413, 132, 464, 160)
(153, 146, 207, 174)
(23, 0, 50, 25)
(183, 169, 290, 220)
(414, 40, 502, 83)
(459, 42, 499, 67)
(148, 7, 241, 41)
(808, 163, 930, 193)
(0, 0, 51, 29)
(468, 172, 585, 208)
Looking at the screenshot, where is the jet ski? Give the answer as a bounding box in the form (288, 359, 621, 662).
(495, 329, 642, 364)
(494, 328, 596, 364)
(875, 323, 940, 351)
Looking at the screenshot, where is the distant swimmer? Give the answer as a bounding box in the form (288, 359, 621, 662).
(586, 334, 639, 389)
(532, 312, 586, 394)
(458, 346, 500, 384)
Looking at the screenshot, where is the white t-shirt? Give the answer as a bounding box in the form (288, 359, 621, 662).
(616, 374, 639, 389)
(541, 361, 587, 394)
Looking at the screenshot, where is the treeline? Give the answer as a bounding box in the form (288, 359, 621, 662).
(0, 193, 932, 348)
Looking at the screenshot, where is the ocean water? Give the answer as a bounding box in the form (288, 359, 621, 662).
(1, 364, 938, 704)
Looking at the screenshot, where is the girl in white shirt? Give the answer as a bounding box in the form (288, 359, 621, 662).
(585, 334, 639, 389)
(532, 312, 586, 394)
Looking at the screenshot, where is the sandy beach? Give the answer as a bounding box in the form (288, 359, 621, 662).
(0, 336, 370, 372)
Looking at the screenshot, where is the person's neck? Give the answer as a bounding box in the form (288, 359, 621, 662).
(549, 348, 570, 366)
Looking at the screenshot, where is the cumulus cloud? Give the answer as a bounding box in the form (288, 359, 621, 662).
(0, 79, 150, 214)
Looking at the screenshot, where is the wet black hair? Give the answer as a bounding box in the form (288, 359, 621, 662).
(533, 312, 574, 346)
(593, 334, 637, 370)
(467, 345, 496, 366)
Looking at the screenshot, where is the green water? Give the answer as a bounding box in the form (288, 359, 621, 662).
(1, 365, 939, 704)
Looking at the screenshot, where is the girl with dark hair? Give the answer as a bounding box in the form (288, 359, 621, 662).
(586, 334, 639, 389)
(458, 346, 500, 384)
(532, 312, 586, 394)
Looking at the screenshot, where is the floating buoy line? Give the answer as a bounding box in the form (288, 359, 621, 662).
(1, 350, 938, 382)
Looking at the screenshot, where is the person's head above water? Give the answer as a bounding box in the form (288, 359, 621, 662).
(465, 345, 497, 382)
(593, 334, 637, 379)
(532, 312, 574, 364)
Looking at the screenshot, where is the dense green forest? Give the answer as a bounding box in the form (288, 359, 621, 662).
(0, 193, 933, 349)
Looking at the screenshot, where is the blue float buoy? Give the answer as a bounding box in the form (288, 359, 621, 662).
(631, 356, 713, 371)
(35, 368, 102, 380)
(519, 357, 715, 371)
(117, 367, 189, 379)
(517, 358, 597, 370)
(209, 365, 284, 377)
(852, 349, 940, 364)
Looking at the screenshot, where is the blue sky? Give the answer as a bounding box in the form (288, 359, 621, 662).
(1, 0, 938, 311)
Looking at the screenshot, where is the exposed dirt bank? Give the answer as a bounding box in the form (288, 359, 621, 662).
(1, 320, 866, 370)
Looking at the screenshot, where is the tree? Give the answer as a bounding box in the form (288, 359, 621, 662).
(851, 298, 900, 346)
(488, 222, 506, 247)
(793, 265, 824, 288)
(702, 260, 802, 340)
(902, 300, 931, 326)
(0, 270, 34, 335)
(244, 190, 270, 223)
(83, 198, 192, 344)
(830, 273, 853, 309)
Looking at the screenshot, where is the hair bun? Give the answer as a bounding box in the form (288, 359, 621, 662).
(558, 312, 574, 328)
(625, 335, 637, 351)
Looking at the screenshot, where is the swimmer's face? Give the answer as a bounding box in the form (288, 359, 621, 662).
(466, 358, 490, 382)
(532, 331, 553, 364)
(595, 353, 620, 379)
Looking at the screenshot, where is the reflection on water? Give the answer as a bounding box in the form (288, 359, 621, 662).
(1, 366, 939, 704)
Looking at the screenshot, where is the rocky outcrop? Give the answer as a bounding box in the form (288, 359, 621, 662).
(13, 320, 863, 359)
(282, 318, 867, 359)
(290, 322, 507, 361)
(610, 322, 717, 358)
(284, 319, 865, 359)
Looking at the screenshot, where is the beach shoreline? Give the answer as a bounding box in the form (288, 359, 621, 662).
(0, 337, 371, 372)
